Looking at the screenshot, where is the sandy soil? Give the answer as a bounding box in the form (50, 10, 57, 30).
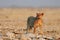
(0, 8, 60, 40)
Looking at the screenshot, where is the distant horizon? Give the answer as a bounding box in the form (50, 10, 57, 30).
(0, 5, 60, 8)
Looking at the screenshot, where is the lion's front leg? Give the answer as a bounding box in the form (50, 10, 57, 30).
(33, 25, 37, 34)
(39, 26, 43, 35)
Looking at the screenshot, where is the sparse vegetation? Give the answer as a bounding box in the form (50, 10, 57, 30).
(0, 8, 60, 40)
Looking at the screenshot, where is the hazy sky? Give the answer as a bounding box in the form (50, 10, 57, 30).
(0, 0, 60, 7)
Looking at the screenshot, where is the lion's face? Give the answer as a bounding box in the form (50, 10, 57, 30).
(36, 13, 44, 19)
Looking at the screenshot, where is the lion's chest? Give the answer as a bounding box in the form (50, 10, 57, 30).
(34, 19, 43, 26)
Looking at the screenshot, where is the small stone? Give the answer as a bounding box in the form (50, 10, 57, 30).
(38, 38, 45, 40)
(26, 33, 35, 37)
(14, 39, 18, 40)
(6, 32, 15, 39)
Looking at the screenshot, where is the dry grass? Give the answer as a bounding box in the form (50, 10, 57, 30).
(0, 8, 60, 40)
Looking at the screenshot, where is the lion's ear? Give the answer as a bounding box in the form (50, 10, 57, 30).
(36, 13, 39, 16)
(41, 13, 44, 16)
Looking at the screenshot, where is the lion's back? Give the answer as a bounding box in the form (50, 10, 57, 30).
(27, 16, 36, 29)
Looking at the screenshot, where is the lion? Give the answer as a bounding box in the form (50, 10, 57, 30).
(27, 12, 44, 34)
(34, 13, 44, 34)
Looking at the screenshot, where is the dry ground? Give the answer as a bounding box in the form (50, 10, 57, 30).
(0, 8, 60, 40)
